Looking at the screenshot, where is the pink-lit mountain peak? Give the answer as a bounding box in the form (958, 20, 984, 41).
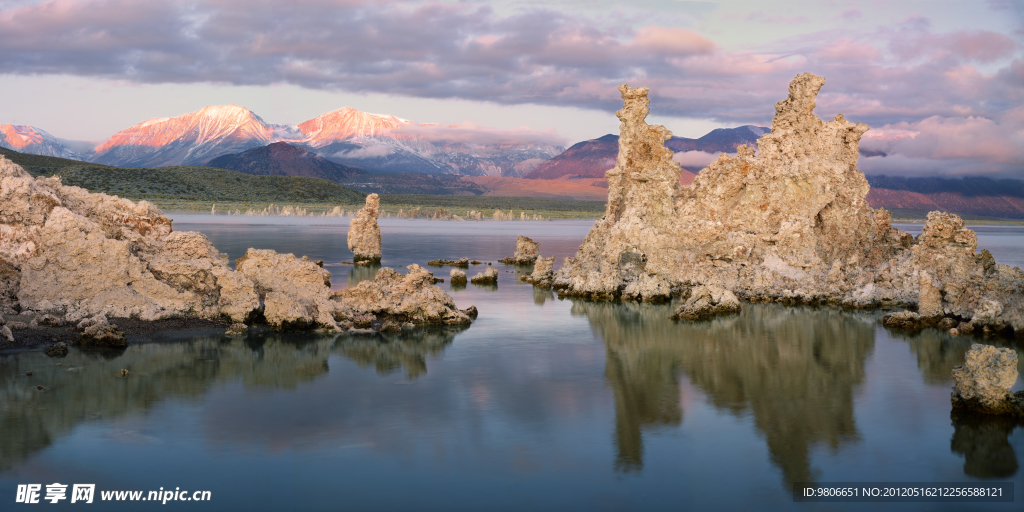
(96, 104, 273, 153)
(297, 107, 411, 146)
(0, 124, 45, 148)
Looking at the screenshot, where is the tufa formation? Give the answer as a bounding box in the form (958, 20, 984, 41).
(348, 193, 382, 264)
(549, 74, 1024, 332)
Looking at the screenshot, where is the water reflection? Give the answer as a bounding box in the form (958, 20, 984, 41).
(890, 328, 1024, 384)
(0, 327, 462, 473)
(950, 409, 1023, 478)
(574, 301, 873, 483)
(347, 263, 381, 288)
(336, 326, 467, 379)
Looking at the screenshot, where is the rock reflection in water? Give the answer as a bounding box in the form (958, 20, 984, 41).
(950, 409, 1023, 478)
(533, 288, 555, 306)
(890, 328, 1024, 385)
(573, 301, 873, 483)
(0, 326, 462, 472)
(335, 325, 467, 379)
(347, 263, 382, 288)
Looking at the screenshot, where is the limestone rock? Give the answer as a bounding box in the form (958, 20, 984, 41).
(331, 264, 472, 325)
(671, 285, 740, 321)
(44, 341, 68, 357)
(471, 267, 498, 284)
(80, 316, 127, 347)
(522, 256, 555, 288)
(882, 310, 922, 330)
(0, 258, 18, 313)
(500, 236, 540, 264)
(541, 75, 1022, 332)
(450, 268, 467, 284)
(235, 249, 337, 331)
(918, 271, 943, 318)
(225, 323, 248, 336)
(428, 258, 470, 268)
(38, 314, 63, 326)
(951, 344, 1024, 416)
(0, 325, 12, 345)
(348, 193, 381, 263)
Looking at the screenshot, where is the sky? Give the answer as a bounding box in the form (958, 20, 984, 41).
(0, 0, 1022, 178)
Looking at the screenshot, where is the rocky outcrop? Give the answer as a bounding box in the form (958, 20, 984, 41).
(428, 258, 469, 268)
(450, 268, 467, 284)
(235, 249, 337, 331)
(522, 256, 555, 288)
(671, 285, 740, 321)
(0, 155, 262, 324)
(1, 155, 470, 342)
(348, 193, 382, 264)
(500, 235, 540, 264)
(471, 267, 498, 284)
(331, 264, 474, 325)
(951, 344, 1024, 416)
(546, 75, 1023, 333)
(76, 314, 127, 347)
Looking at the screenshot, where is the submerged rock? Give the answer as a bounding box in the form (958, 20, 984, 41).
(500, 236, 540, 264)
(79, 316, 127, 347)
(428, 258, 470, 268)
(671, 285, 740, 321)
(471, 267, 498, 284)
(332, 264, 473, 326)
(348, 193, 382, 264)
(225, 323, 248, 336)
(44, 341, 68, 357)
(544, 75, 1023, 332)
(951, 344, 1024, 416)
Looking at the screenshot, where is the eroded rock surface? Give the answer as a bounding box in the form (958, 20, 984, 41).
(500, 236, 540, 264)
(348, 193, 382, 264)
(450, 268, 467, 284)
(235, 249, 337, 331)
(522, 256, 555, 288)
(332, 264, 474, 325)
(1, 156, 470, 343)
(1, 156, 262, 324)
(547, 75, 1023, 333)
(671, 285, 740, 321)
(471, 267, 498, 284)
(951, 344, 1024, 416)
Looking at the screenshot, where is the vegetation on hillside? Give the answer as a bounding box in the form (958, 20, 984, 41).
(2, 147, 366, 204)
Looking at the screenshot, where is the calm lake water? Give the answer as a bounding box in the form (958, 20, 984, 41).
(1, 216, 1022, 511)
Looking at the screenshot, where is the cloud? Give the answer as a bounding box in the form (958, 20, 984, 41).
(391, 122, 567, 146)
(672, 150, 720, 169)
(860, 110, 1024, 178)
(0, 0, 1022, 178)
(332, 145, 391, 159)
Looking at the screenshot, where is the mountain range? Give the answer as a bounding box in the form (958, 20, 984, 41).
(0, 105, 563, 177)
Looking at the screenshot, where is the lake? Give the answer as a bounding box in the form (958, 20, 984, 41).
(1, 216, 1022, 511)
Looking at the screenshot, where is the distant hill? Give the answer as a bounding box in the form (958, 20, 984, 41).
(207, 142, 365, 182)
(0, 146, 365, 204)
(524, 126, 769, 180)
(864, 175, 1024, 219)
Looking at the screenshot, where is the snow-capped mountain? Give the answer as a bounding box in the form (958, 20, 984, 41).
(13, 104, 564, 175)
(0, 125, 83, 160)
(92, 105, 278, 168)
(297, 108, 410, 145)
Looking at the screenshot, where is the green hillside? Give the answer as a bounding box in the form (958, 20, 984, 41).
(0, 147, 366, 204)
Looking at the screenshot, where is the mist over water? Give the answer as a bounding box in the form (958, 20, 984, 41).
(1, 217, 1022, 511)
